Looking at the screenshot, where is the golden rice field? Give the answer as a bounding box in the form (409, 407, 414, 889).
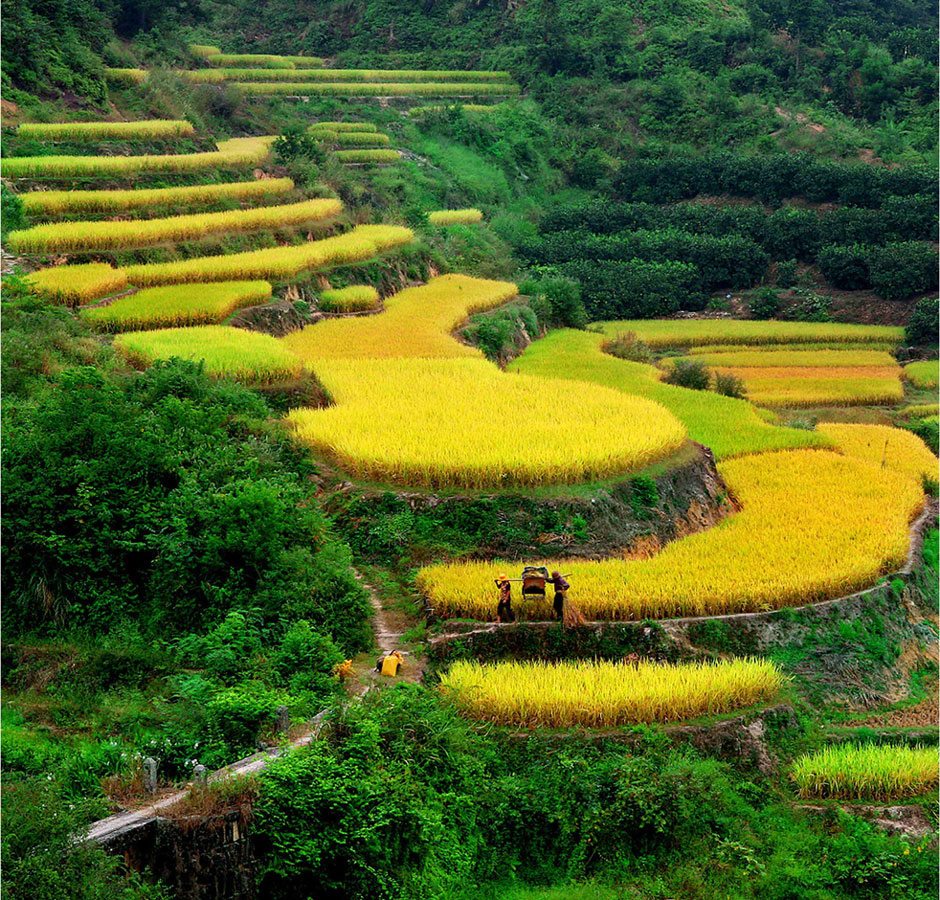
(17, 120, 194, 141)
(21, 178, 295, 216)
(284, 274, 517, 360)
(791, 744, 938, 801)
(7, 197, 341, 253)
(439, 658, 785, 727)
(0, 136, 274, 179)
(332, 149, 400, 163)
(234, 81, 520, 96)
(818, 423, 938, 483)
(512, 330, 826, 459)
(596, 320, 904, 349)
(709, 366, 904, 408)
(206, 54, 324, 68)
(428, 208, 483, 225)
(898, 404, 940, 419)
(81, 281, 272, 332)
(287, 357, 686, 488)
(687, 349, 898, 368)
(417, 448, 924, 619)
(903, 360, 939, 389)
(120, 224, 413, 286)
(104, 68, 149, 84)
(28, 263, 128, 305)
(309, 121, 378, 133)
(687, 342, 900, 355)
(319, 285, 379, 312)
(186, 68, 513, 83)
(189, 44, 221, 57)
(115, 325, 302, 384)
(313, 132, 391, 147)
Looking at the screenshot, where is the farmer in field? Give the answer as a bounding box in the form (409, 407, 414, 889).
(549, 570, 570, 621)
(495, 572, 515, 623)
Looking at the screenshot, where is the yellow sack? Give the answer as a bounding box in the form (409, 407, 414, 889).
(381, 652, 403, 677)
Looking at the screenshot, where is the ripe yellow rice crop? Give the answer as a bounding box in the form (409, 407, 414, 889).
(440, 658, 785, 727)
(903, 360, 939, 389)
(333, 149, 400, 163)
(819, 423, 938, 482)
(0, 136, 274, 179)
(319, 285, 379, 312)
(409, 104, 501, 115)
(308, 121, 378, 133)
(189, 44, 221, 57)
(428, 208, 483, 225)
(417, 449, 923, 619)
(81, 281, 272, 332)
(187, 68, 512, 82)
(284, 274, 517, 360)
(7, 197, 341, 253)
(206, 54, 323, 68)
(121, 224, 412, 286)
(512, 330, 825, 459)
(791, 744, 938, 801)
(687, 342, 899, 355)
(21, 178, 295, 217)
(287, 357, 686, 488)
(687, 349, 898, 368)
(898, 404, 940, 419)
(597, 319, 904, 349)
(115, 325, 302, 384)
(27, 263, 128, 305)
(313, 132, 391, 147)
(16, 120, 194, 142)
(707, 366, 904, 408)
(234, 81, 520, 96)
(104, 68, 149, 84)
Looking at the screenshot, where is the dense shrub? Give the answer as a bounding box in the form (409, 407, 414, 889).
(664, 359, 712, 390)
(820, 242, 939, 299)
(905, 298, 939, 346)
(517, 275, 587, 329)
(749, 287, 781, 320)
(715, 371, 747, 399)
(602, 331, 653, 363)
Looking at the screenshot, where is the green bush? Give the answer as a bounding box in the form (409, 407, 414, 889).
(715, 371, 747, 399)
(1, 186, 24, 240)
(775, 259, 798, 288)
(602, 331, 653, 363)
(664, 358, 712, 390)
(518, 275, 587, 329)
(205, 683, 298, 752)
(749, 287, 781, 320)
(905, 297, 939, 346)
(273, 126, 327, 164)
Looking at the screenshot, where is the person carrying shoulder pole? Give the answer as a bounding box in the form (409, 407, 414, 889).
(495, 572, 515, 623)
(549, 570, 570, 620)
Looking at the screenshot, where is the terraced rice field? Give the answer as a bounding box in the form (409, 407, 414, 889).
(8, 197, 341, 253)
(21, 178, 295, 217)
(418, 447, 924, 619)
(429, 209, 483, 225)
(817, 423, 938, 483)
(791, 744, 938, 801)
(318, 285, 379, 312)
(440, 658, 785, 727)
(28, 263, 128, 305)
(185, 68, 513, 83)
(16, 120, 195, 141)
(115, 325, 303, 384)
(904, 360, 939, 389)
(234, 81, 520, 97)
(81, 281, 272, 331)
(0, 137, 274, 179)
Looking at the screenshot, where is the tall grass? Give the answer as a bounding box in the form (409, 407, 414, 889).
(27, 263, 128, 305)
(791, 744, 938, 800)
(418, 449, 924, 619)
(22, 178, 295, 217)
(81, 281, 272, 331)
(0, 137, 274, 179)
(428, 209, 483, 225)
(121, 224, 413, 286)
(17, 120, 194, 141)
(8, 197, 341, 253)
(115, 325, 303, 384)
(234, 81, 520, 96)
(440, 658, 785, 727)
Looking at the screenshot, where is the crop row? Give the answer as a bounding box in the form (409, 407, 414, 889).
(21, 177, 295, 217)
(685, 349, 898, 368)
(81, 281, 272, 331)
(206, 54, 324, 68)
(27, 225, 413, 299)
(308, 121, 378, 133)
(16, 120, 195, 141)
(428, 209, 483, 225)
(318, 285, 379, 312)
(417, 443, 926, 619)
(333, 149, 400, 163)
(234, 81, 520, 96)
(104, 68, 149, 85)
(0, 136, 274, 179)
(903, 360, 939, 389)
(712, 367, 905, 408)
(791, 744, 938, 801)
(7, 197, 342, 253)
(183, 67, 513, 83)
(115, 325, 302, 385)
(440, 658, 785, 727)
(312, 131, 390, 146)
